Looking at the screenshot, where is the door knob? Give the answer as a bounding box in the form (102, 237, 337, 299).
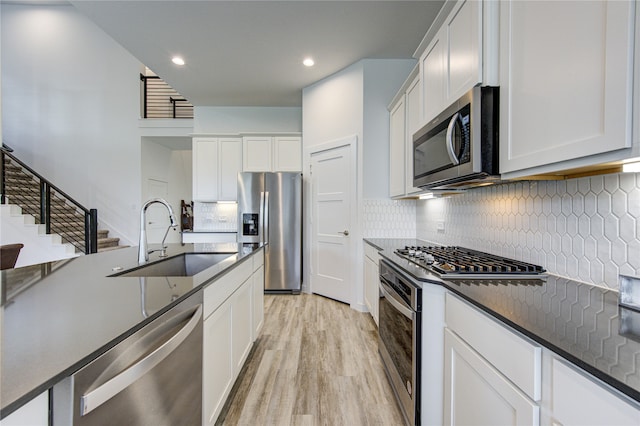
(338, 230, 349, 236)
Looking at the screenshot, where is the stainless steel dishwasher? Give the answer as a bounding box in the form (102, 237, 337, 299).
(53, 291, 203, 425)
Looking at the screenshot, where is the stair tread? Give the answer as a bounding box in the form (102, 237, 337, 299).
(98, 245, 129, 253)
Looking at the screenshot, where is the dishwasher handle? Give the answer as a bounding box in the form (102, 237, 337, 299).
(80, 304, 203, 416)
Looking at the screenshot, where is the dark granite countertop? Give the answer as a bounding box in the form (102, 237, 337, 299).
(0, 242, 262, 418)
(365, 238, 640, 404)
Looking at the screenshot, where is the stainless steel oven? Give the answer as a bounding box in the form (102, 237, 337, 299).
(379, 259, 421, 426)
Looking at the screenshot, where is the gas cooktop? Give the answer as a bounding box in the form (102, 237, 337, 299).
(395, 245, 546, 279)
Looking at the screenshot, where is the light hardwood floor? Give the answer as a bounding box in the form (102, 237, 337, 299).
(216, 293, 405, 426)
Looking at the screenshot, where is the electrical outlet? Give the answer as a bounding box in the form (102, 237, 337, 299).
(437, 221, 445, 233)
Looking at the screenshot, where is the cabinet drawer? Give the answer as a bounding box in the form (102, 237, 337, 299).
(252, 248, 264, 272)
(204, 259, 252, 319)
(364, 242, 380, 262)
(551, 357, 640, 425)
(445, 293, 541, 400)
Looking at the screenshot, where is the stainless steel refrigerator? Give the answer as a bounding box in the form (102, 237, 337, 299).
(237, 172, 302, 293)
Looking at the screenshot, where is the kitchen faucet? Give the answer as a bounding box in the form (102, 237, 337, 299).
(138, 198, 178, 264)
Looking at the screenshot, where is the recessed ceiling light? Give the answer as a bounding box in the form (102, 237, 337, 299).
(172, 56, 185, 66)
(303, 57, 315, 67)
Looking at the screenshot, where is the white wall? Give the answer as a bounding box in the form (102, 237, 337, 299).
(141, 138, 193, 244)
(194, 107, 301, 134)
(302, 59, 415, 309)
(302, 62, 364, 306)
(362, 59, 416, 199)
(302, 63, 364, 148)
(2, 4, 144, 243)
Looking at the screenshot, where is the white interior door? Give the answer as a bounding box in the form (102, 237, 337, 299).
(309, 142, 353, 304)
(146, 178, 170, 243)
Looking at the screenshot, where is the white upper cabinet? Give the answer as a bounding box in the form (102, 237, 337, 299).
(243, 136, 302, 172)
(273, 137, 302, 171)
(446, 0, 482, 102)
(404, 74, 422, 195)
(193, 137, 242, 202)
(218, 138, 243, 200)
(420, 0, 486, 124)
(389, 68, 422, 198)
(389, 96, 406, 197)
(421, 31, 446, 123)
(499, 0, 637, 177)
(242, 136, 272, 172)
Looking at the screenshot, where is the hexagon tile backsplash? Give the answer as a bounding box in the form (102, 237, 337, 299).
(416, 173, 640, 290)
(363, 199, 416, 238)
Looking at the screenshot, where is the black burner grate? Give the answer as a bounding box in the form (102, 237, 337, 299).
(396, 246, 545, 276)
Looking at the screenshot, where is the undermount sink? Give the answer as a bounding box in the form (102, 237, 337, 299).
(111, 253, 236, 277)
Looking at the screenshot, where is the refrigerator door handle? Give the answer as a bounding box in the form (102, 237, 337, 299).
(264, 191, 270, 244)
(259, 191, 265, 243)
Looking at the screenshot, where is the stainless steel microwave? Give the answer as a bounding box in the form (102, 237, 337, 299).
(413, 86, 499, 190)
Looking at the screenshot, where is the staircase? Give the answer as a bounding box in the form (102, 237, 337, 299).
(2, 154, 127, 255)
(97, 229, 126, 252)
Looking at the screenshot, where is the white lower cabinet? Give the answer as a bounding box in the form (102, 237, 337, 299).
(231, 279, 253, 374)
(1, 391, 49, 426)
(202, 250, 265, 426)
(444, 293, 540, 425)
(444, 329, 539, 425)
(363, 242, 379, 326)
(443, 291, 640, 426)
(203, 300, 233, 426)
(546, 354, 640, 425)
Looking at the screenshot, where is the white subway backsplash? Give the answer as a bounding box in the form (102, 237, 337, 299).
(416, 173, 640, 290)
(363, 199, 416, 238)
(193, 202, 238, 232)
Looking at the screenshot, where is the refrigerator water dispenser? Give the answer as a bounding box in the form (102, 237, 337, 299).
(242, 213, 259, 236)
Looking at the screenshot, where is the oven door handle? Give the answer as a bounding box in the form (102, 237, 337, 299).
(379, 280, 413, 319)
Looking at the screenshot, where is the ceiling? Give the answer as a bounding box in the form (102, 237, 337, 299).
(69, 0, 444, 107)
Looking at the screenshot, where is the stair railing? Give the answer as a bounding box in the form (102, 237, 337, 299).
(140, 74, 194, 119)
(1, 143, 98, 254)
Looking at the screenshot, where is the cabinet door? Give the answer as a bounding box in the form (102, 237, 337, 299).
(193, 138, 219, 201)
(232, 278, 253, 376)
(500, 0, 635, 175)
(2, 391, 48, 426)
(551, 357, 640, 425)
(243, 136, 272, 172)
(443, 329, 539, 426)
(389, 97, 406, 197)
(273, 137, 302, 172)
(203, 301, 233, 426)
(421, 30, 446, 123)
(218, 138, 242, 201)
(405, 75, 422, 195)
(445, 0, 482, 103)
(252, 265, 264, 337)
(363, 254, 376, 323)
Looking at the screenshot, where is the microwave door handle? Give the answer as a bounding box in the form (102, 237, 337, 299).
(445, 112, 461, 165)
